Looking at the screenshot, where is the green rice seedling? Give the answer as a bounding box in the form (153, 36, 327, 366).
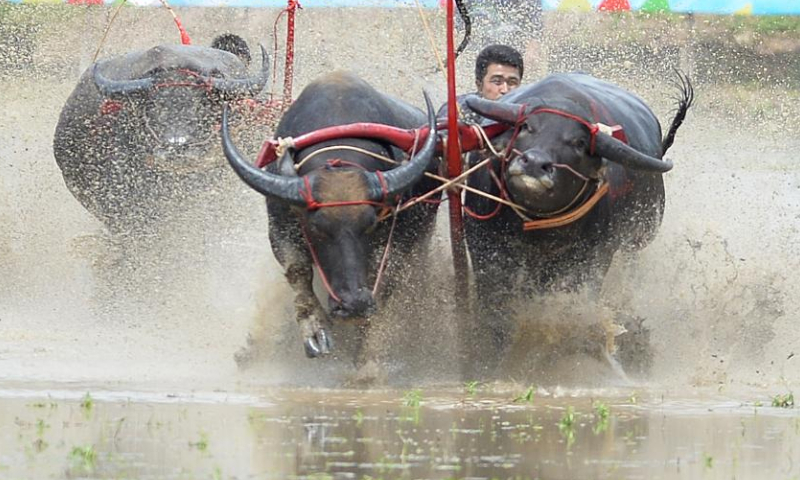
(592, 402, 610, 434)
(69, 445, 97, 472)
(190, 432, 209, 452)
(513, 386, 536, 404)
(35, 419, 49, 437)
(559, 406, 576, 431)
(771, 393, 794, 408)
(401, 390, 423, 425)
(403, 389, 422, 408)
(308, 473, 333, 480)
(558, 407, 577, 448)
(352, 409, 364, 426)
(464, 381, 481, 396)
(80, 393, 93, 415)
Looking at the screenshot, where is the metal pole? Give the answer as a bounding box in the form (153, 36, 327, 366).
(445, 0, 469, 299)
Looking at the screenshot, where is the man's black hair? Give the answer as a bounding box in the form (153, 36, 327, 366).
(211, 33, 252, 66)
(475, 44, 524, 84)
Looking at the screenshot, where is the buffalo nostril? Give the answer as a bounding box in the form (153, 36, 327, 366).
(541, 162, 555, 174)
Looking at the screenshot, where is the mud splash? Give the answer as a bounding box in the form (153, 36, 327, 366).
(0, 1, 798, 408)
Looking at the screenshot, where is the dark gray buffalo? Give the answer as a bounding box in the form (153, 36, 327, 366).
(463, 72, 693, 372)
(222, 71, 438, 362)
(53, 34, 269, 233)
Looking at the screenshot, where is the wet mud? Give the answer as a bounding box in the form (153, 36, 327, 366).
(0, 6, 799, 478)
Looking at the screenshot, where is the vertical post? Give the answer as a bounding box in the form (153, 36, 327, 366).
(445, 0, 469, 299)
(283, 0, 298, 102)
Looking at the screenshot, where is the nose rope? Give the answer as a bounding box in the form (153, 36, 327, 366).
(509, 148, 592, 183)
(299, 203, 399, 307)
(301, 222, 342, 305)
(372, 205, 400, 297)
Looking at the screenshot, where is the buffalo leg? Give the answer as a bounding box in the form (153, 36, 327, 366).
(268, 205, 333, 359)
(467, 237, 522, 377)
(285, 261, 333, 358)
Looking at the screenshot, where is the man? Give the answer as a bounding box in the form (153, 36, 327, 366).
(211, 33, 252, 67)
(474, 43, 523, 101)
(439, 44, 524, 123)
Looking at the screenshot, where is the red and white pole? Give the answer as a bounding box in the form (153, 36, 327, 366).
(283, 0, 299, 102)
(445, 0, 469, 299)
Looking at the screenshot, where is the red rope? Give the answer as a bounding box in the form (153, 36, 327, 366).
(159, 0, 191, 45)
(301, 222, 342, 304)
(297, 169, 386, 211)
(527, 107, 600, 155)
(176, 19, 191, 45)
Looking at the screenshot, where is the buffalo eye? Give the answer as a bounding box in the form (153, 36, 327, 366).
(307, 212, 334, 240)
(572, 137, 589, 152)
(524, 122, 537, 134)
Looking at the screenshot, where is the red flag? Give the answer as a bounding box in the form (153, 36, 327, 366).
(598, 0, 631, 11)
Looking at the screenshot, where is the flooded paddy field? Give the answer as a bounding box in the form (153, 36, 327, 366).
(1, 5, 800, 479)
(2, 386, 799, 479)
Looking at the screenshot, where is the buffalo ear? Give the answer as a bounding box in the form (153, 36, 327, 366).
(278, 150, 298, 177)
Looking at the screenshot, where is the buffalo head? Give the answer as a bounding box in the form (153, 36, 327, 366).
(466, 94, 672, 216)
(221, 92, 438, 318)
(92, 38, 269, 173)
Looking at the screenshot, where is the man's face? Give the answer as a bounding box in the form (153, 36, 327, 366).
(477, 63, 521, 100)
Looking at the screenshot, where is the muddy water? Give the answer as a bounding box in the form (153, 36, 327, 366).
(2, 386, 798, 479)
(1, 6, 800, 479)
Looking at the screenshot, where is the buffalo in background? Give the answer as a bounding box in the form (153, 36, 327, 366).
(463, 71, 693, 376)
(222, 72, 439, 369)
(53, 34, 270, 235)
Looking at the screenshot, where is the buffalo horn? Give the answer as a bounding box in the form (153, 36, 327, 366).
(211, 45, 270, 97)
(464, 95, 528, 125)
(93, 62, 155, 96)
(366, 91, 438, 201)
(594, 133, 673, 173)
(221, 105, 308, 206)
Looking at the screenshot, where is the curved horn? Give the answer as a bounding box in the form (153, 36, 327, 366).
(366, 91, 438, 201)
(594, 132, 673, 173)
(93, 62, 155, 96)
(464, 95, 527, 125)
(221, 105, 307, 205)
(211, 44, 270, 97)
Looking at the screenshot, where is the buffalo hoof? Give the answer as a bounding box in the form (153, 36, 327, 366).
(304, 327, 333, 358)
(614, 315, 654, 377)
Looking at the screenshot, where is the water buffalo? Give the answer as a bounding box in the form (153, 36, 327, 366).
(53, 34, 269, 234)
(462, 71, 693, 373)
(222, 71, 439, 362)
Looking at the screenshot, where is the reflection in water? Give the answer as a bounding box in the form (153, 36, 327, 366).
(1, 388, 798, 479)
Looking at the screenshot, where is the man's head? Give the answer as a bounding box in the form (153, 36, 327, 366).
(475, 44, 524, 100)
(211, 33, 252, 67)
